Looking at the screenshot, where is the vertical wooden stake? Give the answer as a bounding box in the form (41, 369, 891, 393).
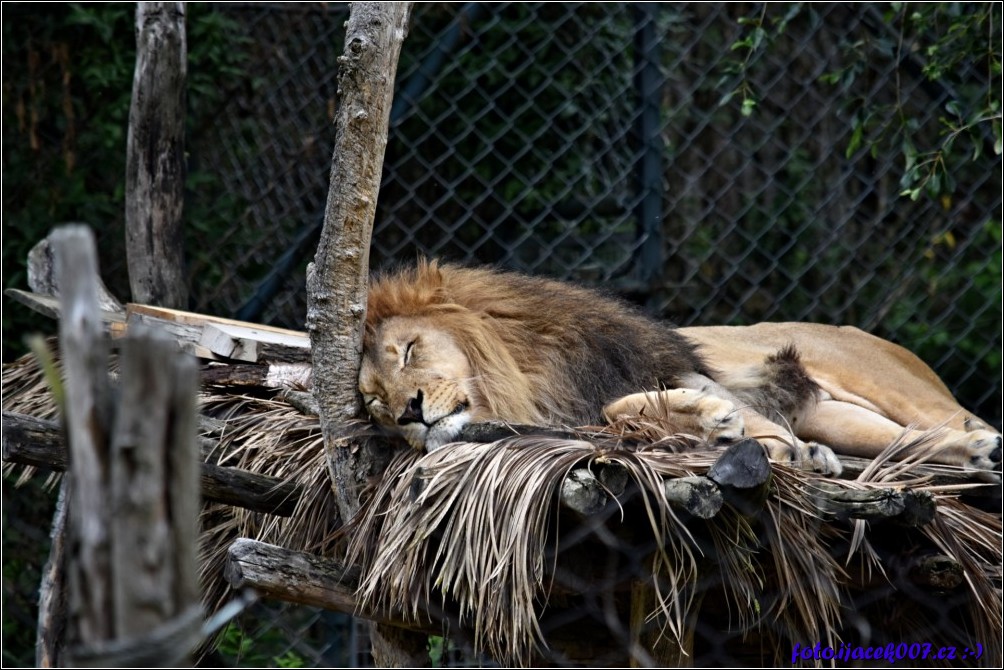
(125, 2, 188, 308)
(53, 225, 201, 666)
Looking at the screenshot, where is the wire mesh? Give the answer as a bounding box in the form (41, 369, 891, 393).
(187, 2, 1001, 427)
(3, 2, 1000, 668)
(182, 4, 1002, 664)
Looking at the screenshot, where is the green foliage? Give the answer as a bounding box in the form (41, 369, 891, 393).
(726, 4, 1001, 201)
(888, 219, 1003, 384)
(215, 621, 307, 668)
(715, 3, 1001, 419)
(2, 3, 251, 361)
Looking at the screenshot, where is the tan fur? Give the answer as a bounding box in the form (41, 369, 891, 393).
(361, 262, 1001, 479)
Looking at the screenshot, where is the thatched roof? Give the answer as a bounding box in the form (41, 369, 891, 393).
(3, 348, 1001, 667)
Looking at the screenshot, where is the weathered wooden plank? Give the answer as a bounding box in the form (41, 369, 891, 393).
(127, 302, 307, 337)
(199, 322, 311, 363)
(5, 288, 126, 336)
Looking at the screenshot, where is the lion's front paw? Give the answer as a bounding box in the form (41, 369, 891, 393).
(698, 395, 745, 444)
(761, 438, 843, 477)
(603, 388, 745, 443)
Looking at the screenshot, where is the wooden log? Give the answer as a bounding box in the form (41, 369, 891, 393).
(812, 483, 935, 526)
(663, 476, 723, 519)
(27, 232, 124, 313)
(2, 412, 68, 470)
(706, 438, 771, 490)
(706, 438, 772, 515)
(281, 389, 319, 417)
(5, 288, 127, 337)
(125, 2, 188, 309)
(225, 539, 410, 627)
(2, 411, 303, 517)
(908, 553, 964, 590)
(304, 3, 419, 662)
(53, 226, 203, 666)
(306, 0, 413, 521)
(560, 467, 722, 520)
(201, 362, 313, 390)
(896, 490, 936, 527)
(199, 461, 302, 517)
(598, 461, 630, 495)
(105, 330, 202, 660)
(561, 468, 608, 516)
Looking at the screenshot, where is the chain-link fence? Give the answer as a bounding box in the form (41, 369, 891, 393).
(3, 2, 1001, 667)
(186, 2, 1001, 424)
(178, 4, 1001, 666)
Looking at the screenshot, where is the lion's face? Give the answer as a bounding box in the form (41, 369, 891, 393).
(360, 315, 480, 450)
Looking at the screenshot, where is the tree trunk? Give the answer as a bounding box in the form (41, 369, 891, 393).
(306, 0, 412, 531)
(125, 2, 188, 308)
(305, 3, 420, 666)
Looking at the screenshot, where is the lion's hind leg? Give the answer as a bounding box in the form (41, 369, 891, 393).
(796, 399, 1002, 481)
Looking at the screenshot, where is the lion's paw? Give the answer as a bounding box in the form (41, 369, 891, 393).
(953, 429, 1002, 483)
(697, 395, 745, 444)
(804, 441, 843, 477)
(762, 439, 843, 477)
(603, 388, 745, 444)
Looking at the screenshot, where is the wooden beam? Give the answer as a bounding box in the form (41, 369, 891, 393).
(225, 538, 440, 635)
(2, 411, 303, 517)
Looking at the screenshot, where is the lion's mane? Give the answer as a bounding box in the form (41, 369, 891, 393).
(365, 260, 711, 427)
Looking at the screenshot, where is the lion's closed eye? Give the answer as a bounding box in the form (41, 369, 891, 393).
(402, 340, 416, 368)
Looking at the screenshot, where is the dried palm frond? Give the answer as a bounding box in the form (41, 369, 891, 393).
(2, 340, 62, 421)
(349, 438, 599, 664)
(920, 496, 1003, 662)
(350, 437, 842, 665)
(196, 392, 334, 609)
(5, 348, 1001, 666)
(757, 467, 846, 661)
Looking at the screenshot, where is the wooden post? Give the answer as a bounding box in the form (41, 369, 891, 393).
(125, 2, 188, 308)
(305, 3, 418, 666)
(52, 226, 202, 667)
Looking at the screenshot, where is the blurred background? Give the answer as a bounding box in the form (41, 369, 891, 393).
(4, 3, 1001, 666)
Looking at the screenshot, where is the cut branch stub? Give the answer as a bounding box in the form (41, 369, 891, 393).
(706, 438, 772, 514)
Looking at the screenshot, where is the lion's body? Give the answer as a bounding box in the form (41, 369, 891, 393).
(360, 261, 1001, 478)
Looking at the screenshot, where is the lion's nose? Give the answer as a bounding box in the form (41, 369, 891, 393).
(397, 390, 425, 425)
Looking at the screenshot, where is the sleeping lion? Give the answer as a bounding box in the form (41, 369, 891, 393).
(359, 260, 1001, 480)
